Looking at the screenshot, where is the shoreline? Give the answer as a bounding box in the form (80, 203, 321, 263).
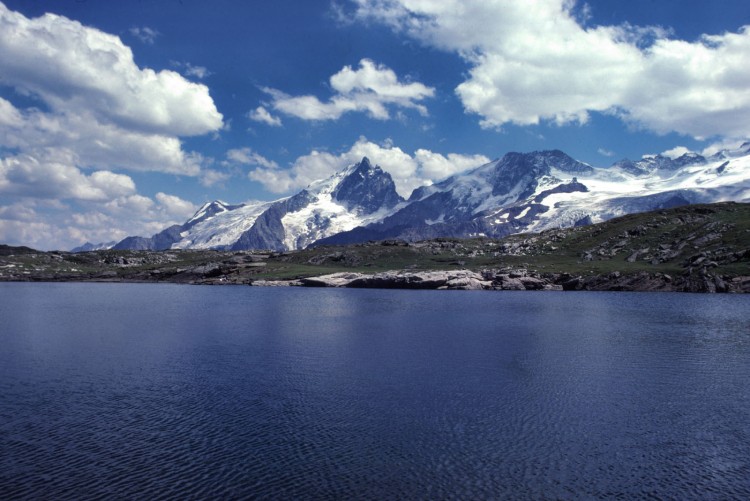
(2, 267, 748, 293)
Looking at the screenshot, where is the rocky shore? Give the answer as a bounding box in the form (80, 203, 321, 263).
(4, 247, 746, 292)
(253, 268, 750, 293)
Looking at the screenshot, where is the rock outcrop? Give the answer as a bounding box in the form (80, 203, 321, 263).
(299, 270, 493, 290)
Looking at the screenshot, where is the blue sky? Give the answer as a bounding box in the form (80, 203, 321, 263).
(1, 0, 749, 249)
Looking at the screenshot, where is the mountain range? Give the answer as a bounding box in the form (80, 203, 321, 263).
(82, 144, 750, 252)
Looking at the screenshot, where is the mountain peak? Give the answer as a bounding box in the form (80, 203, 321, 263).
(333, 157, 403, 214)
(359, 156, 372, 168)
(186, 200, 242, 227)
(530, 149, 594, 174)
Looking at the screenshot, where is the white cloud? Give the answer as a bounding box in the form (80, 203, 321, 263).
(1, 99, 202, 175)
(248, 137, 489, 196)
(0, 216, 73, 249)
(155, 192, 197, 218)
(598, 148, 616, 157)
(0, 4, 226, 249)
(248, 164, 304, 195)
(261, 59, 434, 121)
(0, 4, 223, 136)
(0, 188, 197, 250)
(351, 0, 750, 141)
(660, 146, 692, 159)
(89, 171, 137, 198)
(248, 106, 283, 127)
(200, 169, 232, 187)
(129, 26, 160, 44)
(0, 95, 23, 127)
(227, 148, 279, 169)
(0, 4, 218, 177)
(104, 194, 155, 215)
(413, 149, 491, 180)
(184, 64, 210, 79)
(0, 147, 202, 248)
(701, 138, 748, 157)
(171, 60, 212, 80)
(0, 152, 137, 202)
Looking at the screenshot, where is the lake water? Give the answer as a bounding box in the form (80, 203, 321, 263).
(1, 283, 749, 499)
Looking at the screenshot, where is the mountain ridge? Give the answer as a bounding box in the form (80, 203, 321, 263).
(99, 145, 750, 252)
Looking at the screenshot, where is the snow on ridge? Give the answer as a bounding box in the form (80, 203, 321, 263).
(523, 152, 750, 233)
(173, 200, 277, 249)
(138, 146, 750, 251)
(281, 191, 403, 250)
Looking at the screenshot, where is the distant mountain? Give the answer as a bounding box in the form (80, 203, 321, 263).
(318, 146, 750, 245)
(230, 157, 404, 250)
(318, 149, 592, 245)
(111, 157, 403, 251)
(71, 241, 117, 253)
(108, 145, 750, 252)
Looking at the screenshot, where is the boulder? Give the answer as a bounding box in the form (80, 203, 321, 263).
(519, 276, 547, 290)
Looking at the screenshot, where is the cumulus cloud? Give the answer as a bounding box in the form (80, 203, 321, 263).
(0, 216, 74, 249)
(0, 4, 224, 250)
(261, 59, 434, 121)
(1, 98, 202, 175)
(0, 6, 219, 178)
(0, 148, 196, 249)
(248, 137, 489, 196)
(0, 6, 223, 136)
(0, 189, 197, 250)
(351, 0, 750, 142)
(248, 106, 283, 127)
(0, 152, 136, 202)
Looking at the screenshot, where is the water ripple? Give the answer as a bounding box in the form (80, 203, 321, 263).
(1, 284, 749, 499)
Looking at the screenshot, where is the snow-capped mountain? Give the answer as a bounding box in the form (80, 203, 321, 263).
(230, 157, 404, 250)
(112, 157, 404, 251)
(107, 145, 750, 252)
(321, 146, 750, 245)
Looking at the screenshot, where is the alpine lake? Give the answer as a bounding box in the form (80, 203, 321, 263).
(1, 282, 749, 499)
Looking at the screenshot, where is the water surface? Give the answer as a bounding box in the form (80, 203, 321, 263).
(1, 283, 748, 499)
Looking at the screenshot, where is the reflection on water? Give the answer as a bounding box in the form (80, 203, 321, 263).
(1, 283, 749, 499)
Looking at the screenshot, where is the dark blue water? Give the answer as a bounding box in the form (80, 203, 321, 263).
(1, 283, 749, 499)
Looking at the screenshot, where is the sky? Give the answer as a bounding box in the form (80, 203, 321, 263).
(1, 0, 749, 250)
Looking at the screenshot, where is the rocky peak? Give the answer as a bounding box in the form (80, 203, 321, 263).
(529, 149, 594, 174)
(613, 155, 676, 175)
(333, 157, 404, 214)
(671, 152, 707, 168)
(186, 200, 241, 227)
(486, 151, 572, 197)
(613, 153, 706, 175)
